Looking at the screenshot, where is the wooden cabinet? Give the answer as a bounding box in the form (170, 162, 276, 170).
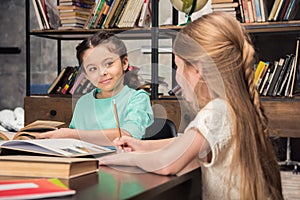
(24, 96, 73, 128)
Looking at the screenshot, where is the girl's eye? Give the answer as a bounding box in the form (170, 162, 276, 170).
(87, 65, 98, 72)
(104, 61, 113, 68)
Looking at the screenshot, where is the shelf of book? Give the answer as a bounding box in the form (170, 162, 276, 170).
(25, 1, 300, 139)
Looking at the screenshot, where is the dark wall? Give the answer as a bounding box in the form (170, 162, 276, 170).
(0, 0, 57, 110)
(0, 1, 26, 110)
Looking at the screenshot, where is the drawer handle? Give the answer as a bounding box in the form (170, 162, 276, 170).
(50, 110, 57, 116)
(184, 114, 190, 122)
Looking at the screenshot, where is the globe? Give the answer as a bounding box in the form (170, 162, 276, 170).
(170, 0, 209, 24)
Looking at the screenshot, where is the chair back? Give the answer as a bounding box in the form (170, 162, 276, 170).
(143, 118, 177, 140)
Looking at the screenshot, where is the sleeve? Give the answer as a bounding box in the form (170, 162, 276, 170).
(184, 99, 232, 166)
(121, 90, 154, 139)
(68, 92, 91, 129)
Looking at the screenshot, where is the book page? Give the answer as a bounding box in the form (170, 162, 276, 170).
(13, 132, 39, 140)
(0, 131, 17, 141)
(19, 120, 65, 132)
(0, 138, 115, 157)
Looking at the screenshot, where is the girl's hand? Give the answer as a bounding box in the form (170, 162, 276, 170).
(35, 128, 78, 139)
(113, 136, 145, 152)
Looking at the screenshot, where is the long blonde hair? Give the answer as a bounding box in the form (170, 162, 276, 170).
(174, 12, 283, 200)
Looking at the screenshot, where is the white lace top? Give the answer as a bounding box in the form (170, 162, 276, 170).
(185, 98, 240, 199)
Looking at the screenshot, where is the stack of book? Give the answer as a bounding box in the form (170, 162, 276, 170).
(58, 0, 95, 29)
(212, 0, 240, 19)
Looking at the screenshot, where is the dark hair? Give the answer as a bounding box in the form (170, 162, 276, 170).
(76, 31, 128, 66)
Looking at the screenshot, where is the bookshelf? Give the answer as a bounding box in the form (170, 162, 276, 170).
(25, 0, 300, 136)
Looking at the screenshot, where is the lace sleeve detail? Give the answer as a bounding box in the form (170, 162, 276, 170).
(185, 99, 233, 165)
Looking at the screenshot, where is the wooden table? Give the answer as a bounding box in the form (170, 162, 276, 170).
(61, 165, 202, 200)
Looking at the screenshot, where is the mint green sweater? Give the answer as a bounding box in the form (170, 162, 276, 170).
(69, 86, 153, 139)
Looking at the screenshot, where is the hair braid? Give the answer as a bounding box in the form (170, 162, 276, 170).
(242, 38, 269, 136)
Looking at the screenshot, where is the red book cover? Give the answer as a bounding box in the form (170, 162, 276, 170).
(0, 178, 75, 199)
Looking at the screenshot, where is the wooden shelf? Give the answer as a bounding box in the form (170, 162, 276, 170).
(29, 20, 300, 40)
(30, 27, 178, 40)
(243, 20, 300, 33)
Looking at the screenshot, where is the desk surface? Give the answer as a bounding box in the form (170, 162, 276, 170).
(61, 165, 201, 200)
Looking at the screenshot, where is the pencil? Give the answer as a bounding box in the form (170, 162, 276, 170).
(113, 99, 122, 139)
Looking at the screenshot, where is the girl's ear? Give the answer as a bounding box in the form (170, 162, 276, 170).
(122, 56, 129, 71)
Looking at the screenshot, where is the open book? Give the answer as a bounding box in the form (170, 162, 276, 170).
(0, 120, 65, 140)
(0, 138, 115, 157)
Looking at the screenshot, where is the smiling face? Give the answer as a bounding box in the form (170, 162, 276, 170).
(82, 44, 129, 98)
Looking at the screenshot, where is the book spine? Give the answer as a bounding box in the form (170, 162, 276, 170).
(257, 62, 269, 89)
(259, 68, 271, 94)
(253, 0, 262, 22)
(83, 0, 100, 29)
(263, 61, 277, 96)
(103, 0, 119, 28)
(111, 0, 127, 28)
(96, 0, 114, 28)
(240, 0, 250, 23)
(277, 55, 294, 95)
(61, 67, 79, 94)
(284, 59, 295, 96)
(267, 59, 284, 96)
(254, 60, 266, 84)
(259, 0, 267, 21)
(247, 0, 255, 22)
(273, 54, 292, 96)
(268, 0, 281, 21)
(138, 0, 149, 27)
(69, 72, 85, 95)
(48, 67, 67, 94)
(90, 0, 105, 28)
(288, 37, 300, 97)
(116, 0, 135, 28)
(101, 0, 116, 28)
(36, 0, 50, 29)
(32, 0, 44, 29)
(278, 0, 291, 20)
(273, 0, 285, 21)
